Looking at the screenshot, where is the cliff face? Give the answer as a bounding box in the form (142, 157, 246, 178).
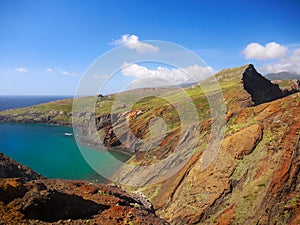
(0, 153, 168, 224)
(149, 94, 300, 224)
(108, 65, 300, 224)
(0, 64, 299, 224)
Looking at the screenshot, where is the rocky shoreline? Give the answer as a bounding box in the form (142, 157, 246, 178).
(0, 152, 169, 224)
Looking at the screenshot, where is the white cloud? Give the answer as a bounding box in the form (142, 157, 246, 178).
(121, 63, 215, 85)
(14, 67, 28, 73)
(243, 42, 287, 60)
(60, 70, 78, 76)
(259, 48, 300, 74)
(112, 34, 159, 53)
(45, 68, 54, 73)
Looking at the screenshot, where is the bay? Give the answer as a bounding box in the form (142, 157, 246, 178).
(0, 122, 130, 183)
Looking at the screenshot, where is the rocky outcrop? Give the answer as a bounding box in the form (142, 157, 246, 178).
(0, 153, 42, 180)
(242, 64, 300, 105)
(75, 109, 150, 154)
(0, 153, 168, 224)
(221, 123, 263, 159)
(242, 64, 285, 105)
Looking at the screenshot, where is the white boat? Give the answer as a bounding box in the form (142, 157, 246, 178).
(64, 132, 73, 136)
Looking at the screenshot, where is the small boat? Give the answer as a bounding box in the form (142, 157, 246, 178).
(64, 132, 73, 136)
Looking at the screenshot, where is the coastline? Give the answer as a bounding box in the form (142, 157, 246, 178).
(0, 122, 131, 182)
(76, 133, 134, 157)
(0, 121, 133, 157)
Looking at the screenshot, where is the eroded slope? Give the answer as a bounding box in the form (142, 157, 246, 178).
(109, 65, 300, 224)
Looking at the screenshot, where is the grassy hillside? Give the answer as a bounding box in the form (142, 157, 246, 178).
(0, 64, 299, 224)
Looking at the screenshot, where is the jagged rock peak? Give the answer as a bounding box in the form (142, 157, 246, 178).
(242, 64, 300, 105)
(215, 64, 300, 106)
(242, 64, 285, 105)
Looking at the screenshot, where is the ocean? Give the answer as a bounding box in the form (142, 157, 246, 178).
(0, 96, 130, 182)
(0, 95, 73, 111)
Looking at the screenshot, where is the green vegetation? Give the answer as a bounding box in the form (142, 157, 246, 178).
(1, 64, 299, 224)
(0, 98, 73, 115)
(225, 113, 257, 135)
(0, 65, 244, 130)
(277, 80, 294, 89)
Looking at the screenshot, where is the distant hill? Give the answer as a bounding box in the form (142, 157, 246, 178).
(265, 71, 300, 80)
(167, 82, 196, 88)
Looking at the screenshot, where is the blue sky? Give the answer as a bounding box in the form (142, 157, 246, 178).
(0, 0, 299, 95)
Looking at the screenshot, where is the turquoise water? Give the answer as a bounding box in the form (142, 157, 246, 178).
(0, 122, 130, 183)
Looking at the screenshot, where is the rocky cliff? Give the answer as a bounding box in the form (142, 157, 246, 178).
(0, 153, 168, 224)
(0, 64, 299, 224)
(108, 64, 300, 224)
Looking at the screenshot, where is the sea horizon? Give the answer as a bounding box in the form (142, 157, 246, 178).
(0, 95, 73, 111)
